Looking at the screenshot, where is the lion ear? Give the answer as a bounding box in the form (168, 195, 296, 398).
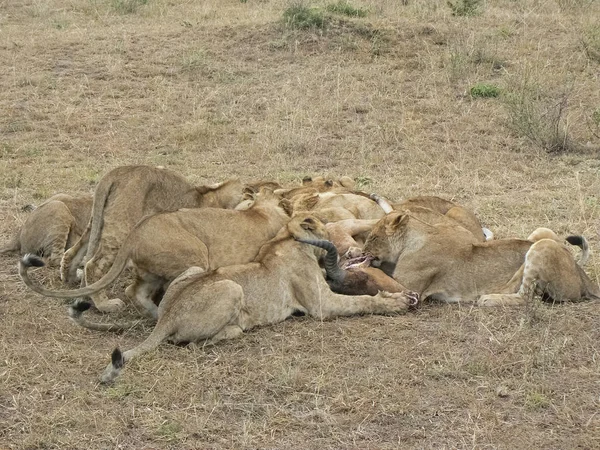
(385, 213, 409, 236)
(279, 198, 293, 217)
(300, 217, 318, 231)
(241, 187, 256, 201)
(339, 176, 355, 189)
(302, 176, 313, 185)
(325, 179, 334, 187)
(303, 193, 319, 210)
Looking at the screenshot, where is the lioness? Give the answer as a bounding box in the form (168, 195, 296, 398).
(370, 194, 490, 242)
(78, 214, 417, 383)
(361, 211, 596, 305)
(1, 194, 92, 275)
(60, 165, 244, 312)
(290, 191, 386, 221)
(20, 190, 292, 319)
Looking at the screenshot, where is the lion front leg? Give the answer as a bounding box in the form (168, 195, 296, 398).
(477, 293, 526, 307)
(301, 285, 418, 320)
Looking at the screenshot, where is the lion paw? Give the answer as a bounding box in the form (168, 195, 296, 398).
(96, 298, 126, 313)
(405, 291, 420, 308)
(379, 290, 420, 310)
(344, 246, 363, 259)
(124, 284, 136, 299)
(477, 295, 499, 307)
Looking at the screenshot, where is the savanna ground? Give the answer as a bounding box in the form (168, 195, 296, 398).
(1, 0, 600, 448)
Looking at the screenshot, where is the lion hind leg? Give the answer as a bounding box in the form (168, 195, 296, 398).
(131, 276, 164, 320)
(170, 280, 244, 343)
(46, 231, 70, 268)
(202, 325, 244, 347)
(100, 280, 244, 384)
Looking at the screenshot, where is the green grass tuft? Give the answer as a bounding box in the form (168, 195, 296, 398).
(447, 0, 483, 17)
(326, 1, 368, 18)
(283, 3, 326, 29)
(470, 83, 501, 98)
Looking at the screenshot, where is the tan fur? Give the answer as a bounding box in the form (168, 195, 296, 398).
(478, 238, 600, 306)
(291, 192, 385, 221)
(1, 194, 92, 274)
(362, 211, 597, 305)
(275, 175, 356, 199)
(388, 196, 487, 242)
(95, 214, 415, 383)
(325, 218, 380, 256)
(21, 191, 291, 320)
(59, 165, 244, 312)
(301, 175, 356, 191)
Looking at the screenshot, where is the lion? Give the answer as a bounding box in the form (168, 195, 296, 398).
(59, 165, 244, 312)
(67, 213, 418, 383)
(289, 191, 386, 221)
(275, 176, 356, 199)
(478, 233, 599, 306)
(20, 190, 292, 320)
(370, 194, 491, 242)
(361, 211, 597, 305)
(1, 194, 92, 276)
(323, 197, 489, 263)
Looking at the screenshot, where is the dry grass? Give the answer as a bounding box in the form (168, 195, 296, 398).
(1, 0, 599, 448)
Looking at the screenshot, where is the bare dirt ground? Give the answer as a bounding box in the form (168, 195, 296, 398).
(1, 0, 599, 448)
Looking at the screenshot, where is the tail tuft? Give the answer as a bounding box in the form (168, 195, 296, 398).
(21, 253, 45, 268)
(111, 348, 124, 369)
(68, 299, 93, 318)
(21, 204, 36, 213)
(565, 235, 584, 247)
(565, 235, 589, 266)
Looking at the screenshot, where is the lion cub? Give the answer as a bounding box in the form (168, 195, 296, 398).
(1, 194, 92, 276)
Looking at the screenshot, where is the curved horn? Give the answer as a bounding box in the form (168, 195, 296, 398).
(296, 238, 347, 283)
(369, 193, 394, 214)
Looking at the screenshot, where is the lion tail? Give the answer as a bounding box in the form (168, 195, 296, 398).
(68, 299, 143, 332)
(565, 235, 590, 266)
(99, 325, 170, 384)
(20, 241, 130, 299)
